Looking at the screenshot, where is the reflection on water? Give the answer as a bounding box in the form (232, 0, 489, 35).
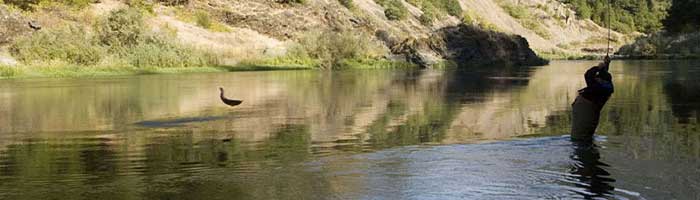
(568, 141, 616, 199)
(0, 61, 698, 199)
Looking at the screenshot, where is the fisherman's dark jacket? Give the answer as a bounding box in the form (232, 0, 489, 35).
(579, 66, 614, 108)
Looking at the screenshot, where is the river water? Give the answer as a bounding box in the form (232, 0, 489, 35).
(0, 61, 698, 199)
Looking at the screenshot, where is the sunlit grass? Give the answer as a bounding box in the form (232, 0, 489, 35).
(0, 62, 232, 79)
(174, 7, 231, 32)
(537, 49, 599, 60)
(498, 1, 551, 39)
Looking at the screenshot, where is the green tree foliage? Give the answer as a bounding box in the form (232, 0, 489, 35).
(663, 0, 700, 33)
(559, 0, 670, 34)
(376, 0, 409, 20)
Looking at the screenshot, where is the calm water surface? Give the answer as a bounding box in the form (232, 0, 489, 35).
(0, 61, 698, 199)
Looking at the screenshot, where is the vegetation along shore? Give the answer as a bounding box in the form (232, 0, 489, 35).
(0, 0, 697, 78)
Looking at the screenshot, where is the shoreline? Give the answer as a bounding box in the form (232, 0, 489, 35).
(0, 59, 421, 79)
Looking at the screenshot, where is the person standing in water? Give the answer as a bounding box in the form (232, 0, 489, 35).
(571, 56, 613, 141)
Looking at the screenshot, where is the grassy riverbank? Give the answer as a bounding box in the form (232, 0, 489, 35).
(0, 3, 413, 79)
(0, 63, 319, 79)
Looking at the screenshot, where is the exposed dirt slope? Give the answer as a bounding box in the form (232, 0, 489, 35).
(459, 0, 624, 53)
(1, 0, 628, 67)
(166, 0, 623, 62)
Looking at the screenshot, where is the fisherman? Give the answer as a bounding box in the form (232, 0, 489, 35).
(571, 56, 613, 141)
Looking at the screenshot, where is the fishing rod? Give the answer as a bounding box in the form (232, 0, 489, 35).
(607, 0, 611, 57)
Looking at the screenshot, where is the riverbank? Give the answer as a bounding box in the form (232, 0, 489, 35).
(0, 63, 316, 79)
(4, 0, 633, 79)
(0, 58, 423, 79)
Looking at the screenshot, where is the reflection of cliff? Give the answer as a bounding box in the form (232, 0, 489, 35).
(1, 61, 699, 199)
(444, 61, 590, 142)
(2, 61, 699, 153)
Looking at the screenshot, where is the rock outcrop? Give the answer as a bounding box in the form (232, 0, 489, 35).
(432, 25, 548, 67)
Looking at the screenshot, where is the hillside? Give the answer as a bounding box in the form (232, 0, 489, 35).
(0, 0, 626, 75)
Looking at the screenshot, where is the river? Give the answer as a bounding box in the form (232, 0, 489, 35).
(0, 61, 698, 199)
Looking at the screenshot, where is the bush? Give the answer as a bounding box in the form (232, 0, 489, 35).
(96, 8, 145, 47)
(289, 30, 388, 69)
(501, 3, 528, 19)
(125, 0, 154, 13)
(461, 10, 475, 25)
(419, 2, 438, 25)
(442, 0, 462, 16)
(380, 0, 408, 20)
(9, 7, 219, 68)
(339, 0, 353, 8)
(10, 25, 105, 65)
(194, 10, 212, 29)
(498, 1, 551, 39)
(125, 35, 215, 68)
(406, 0, 462, 17)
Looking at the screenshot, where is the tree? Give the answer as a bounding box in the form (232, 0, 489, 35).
(663, 0, 700, 33)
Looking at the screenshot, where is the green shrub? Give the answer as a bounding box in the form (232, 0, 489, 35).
(376, 0, 408, 20)
(10, 25, 105, 66)
(194, 10, 212, 29)
(289, 30, 387, 69)
(125, 0, 154, 13)
(442, 0, 462, 16)
(501, 3, 528, 19)
(419, 2, 438, 25)
(473, 15, 501, 32)
(8, 7, 219, 69)
(498, 1, 550, 39)
(96, 8, 145, 47)
(406, 0, 461, 17)
(385, 0, 408, 20)
(521, 19, 551, 39)
(339, 0, 353, 8)
(125, 35, 215, 68)
(461, 10, 475, 25)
